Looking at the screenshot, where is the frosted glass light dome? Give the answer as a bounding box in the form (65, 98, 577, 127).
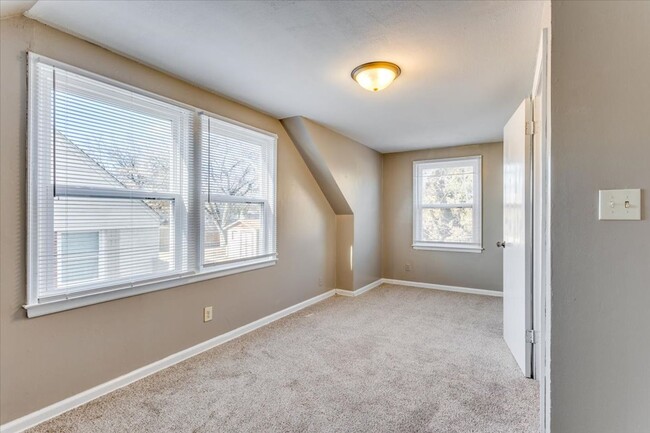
(351, 62, 401, 92)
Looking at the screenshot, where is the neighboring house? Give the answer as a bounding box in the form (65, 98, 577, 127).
(203, 217, 260, 265)
(224, 219, 261, 259)
(54, 132, 167, 288)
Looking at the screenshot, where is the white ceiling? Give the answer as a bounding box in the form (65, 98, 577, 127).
(24, 1, 543, 153)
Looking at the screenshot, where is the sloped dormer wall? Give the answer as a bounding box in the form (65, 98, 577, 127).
(282, 117, 382, 290)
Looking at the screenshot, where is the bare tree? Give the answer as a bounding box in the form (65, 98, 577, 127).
(116, 153, 147, 188)
(115, 151, 169, 191)
(205, 157, 258, 246)
(422, 167, 474, 242)
(82, 133, 258, 249)
(111, 150, 171, 222)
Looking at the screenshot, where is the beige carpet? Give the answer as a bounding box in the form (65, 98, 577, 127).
(28, 284, 539, 433)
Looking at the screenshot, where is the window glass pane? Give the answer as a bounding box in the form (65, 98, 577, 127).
(202, 129, 263, 199)
(421, 166, 474, 205)
(59, 231, 99, 285)
(54, 73, 176, 193)
(51, 197, 174, 292)
(421, 207, 474, 243)
(204, 202, 264, 265)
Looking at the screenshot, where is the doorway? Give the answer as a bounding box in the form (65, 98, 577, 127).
(501, 28, 551, 433)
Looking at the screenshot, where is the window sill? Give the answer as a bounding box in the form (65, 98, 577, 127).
(412, 244, 483, 253)
(23, 256, 278, 318)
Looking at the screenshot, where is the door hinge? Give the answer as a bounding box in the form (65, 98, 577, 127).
(525, 121, 536, 135)
(526, 329, 537, 344)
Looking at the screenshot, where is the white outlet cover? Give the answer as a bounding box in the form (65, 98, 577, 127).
(598, 189, 641, 220)
(203, 306, 213, 322)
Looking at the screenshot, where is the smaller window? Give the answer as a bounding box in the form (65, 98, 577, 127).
(413, 156, 482, 252)
(200, 114, 277, 272)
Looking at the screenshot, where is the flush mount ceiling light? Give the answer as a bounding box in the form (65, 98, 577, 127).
(351, 61, 401, 92)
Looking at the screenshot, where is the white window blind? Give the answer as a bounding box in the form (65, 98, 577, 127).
(200, 114, 277, 270)
(27, 54, 277, 316)
(29, 56, 193, 300)
(413, 156, 482, 252)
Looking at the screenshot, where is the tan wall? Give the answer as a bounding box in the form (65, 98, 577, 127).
(382, 142, 503, 292)
(335, 215, 354, 290)
(0, 16, 337, 424)
(282, 117, 383, 290)
(550, 2, 650, 431)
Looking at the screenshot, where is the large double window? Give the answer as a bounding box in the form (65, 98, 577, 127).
(413, 156, 482, 252)
(27, 54, 277, 316)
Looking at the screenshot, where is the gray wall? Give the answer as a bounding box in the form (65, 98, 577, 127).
(382, 142, 503, 292)
(0, 16, 337, 424)
(550, 1, 650, 432)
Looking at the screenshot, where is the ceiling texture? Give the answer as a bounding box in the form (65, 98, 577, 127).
(23, 1, 543, 153)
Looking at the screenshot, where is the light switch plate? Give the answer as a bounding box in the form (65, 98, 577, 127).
(598, 189, 641, 220)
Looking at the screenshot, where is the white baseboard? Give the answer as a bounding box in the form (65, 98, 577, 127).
(1, 278, 499, 432)
(382, 278, 503, 297)
(335, 279, 383, 297)
(0, 289, 337, 433)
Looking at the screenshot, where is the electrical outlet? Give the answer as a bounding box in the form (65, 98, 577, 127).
(405, 263, 412, 272)
(203, 306, 213, 322)
(318, 277, 323, 287)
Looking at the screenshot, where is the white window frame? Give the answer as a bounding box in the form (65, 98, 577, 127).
(25, 53, 278, 317)
(412, 156, 483, 253)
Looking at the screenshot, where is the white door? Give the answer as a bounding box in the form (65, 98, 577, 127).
(501, 98, 533, 377)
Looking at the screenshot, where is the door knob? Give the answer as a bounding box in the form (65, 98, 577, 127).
(497, 241, 506, 248)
